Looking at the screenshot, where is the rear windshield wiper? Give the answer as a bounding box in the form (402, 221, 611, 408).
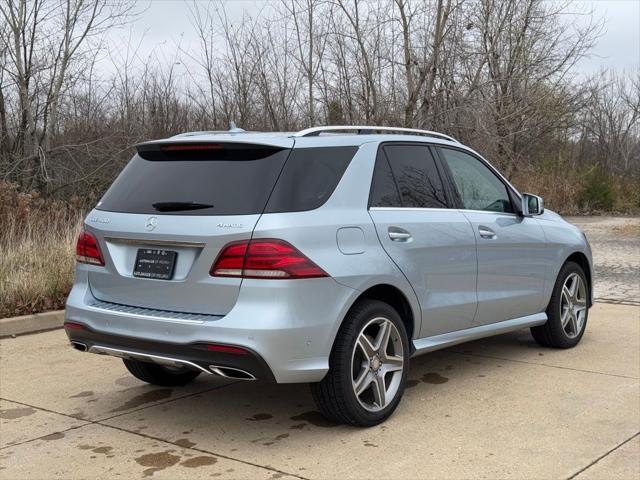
(152, 201, 214, 212)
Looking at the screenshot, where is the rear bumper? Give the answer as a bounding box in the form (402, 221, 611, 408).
(65, 267, 359, 383)
(65, 325, 275, 381)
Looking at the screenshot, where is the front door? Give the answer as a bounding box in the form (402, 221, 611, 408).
(437, 147, 547, 325)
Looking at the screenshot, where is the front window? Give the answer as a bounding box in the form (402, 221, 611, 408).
(439, 148, 513, 213)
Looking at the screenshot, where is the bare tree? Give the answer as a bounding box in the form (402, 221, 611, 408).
(0, 0, 135, 189)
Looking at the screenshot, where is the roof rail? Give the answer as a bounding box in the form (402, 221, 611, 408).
(293, 125, 458, 143)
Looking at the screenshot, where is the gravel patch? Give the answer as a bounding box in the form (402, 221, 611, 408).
(567, 216, 640, 305)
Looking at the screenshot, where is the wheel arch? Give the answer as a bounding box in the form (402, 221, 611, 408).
(564, 251, 593, 307)
(350, 284, 417, 343)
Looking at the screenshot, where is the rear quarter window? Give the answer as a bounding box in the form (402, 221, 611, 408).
(265, 146, 358, 213)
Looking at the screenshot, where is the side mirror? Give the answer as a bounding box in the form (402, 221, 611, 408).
(521, 193, 544, 216)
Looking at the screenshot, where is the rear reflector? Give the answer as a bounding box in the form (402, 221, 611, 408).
(210, 239, 328, 279)
(64, 321, 85, 330)
(206, 344, 249, 355)
(76, 231, 105, 266)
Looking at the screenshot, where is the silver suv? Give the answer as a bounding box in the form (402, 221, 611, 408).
(65, 126, 593, 426)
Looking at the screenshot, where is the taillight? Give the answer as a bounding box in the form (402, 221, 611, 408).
(210, 239, 327, 279)
(76, 231, 105, 266)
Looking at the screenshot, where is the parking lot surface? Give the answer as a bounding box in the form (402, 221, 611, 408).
(1, 216, 638, 479)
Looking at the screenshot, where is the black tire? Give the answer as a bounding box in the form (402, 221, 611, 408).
(123, 359, 201, 386)
(311, 299, 410, 427)
(531, 261, 589, 348)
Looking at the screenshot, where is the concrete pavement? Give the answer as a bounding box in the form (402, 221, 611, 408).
(1, 303, 638, 479)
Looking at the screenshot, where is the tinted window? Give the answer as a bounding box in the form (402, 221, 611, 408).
(97, 144, 290, 215)
(265, 146, 357, 212)
(369, 151, 402, 207)
(439, 148, 513, 213)
(383, 145, 448, 208)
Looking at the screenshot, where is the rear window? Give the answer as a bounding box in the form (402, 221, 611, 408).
(96, 144, 290, 216)
(383, 144, 448, 208)
(265, 146, 358, 213)
(369, 144, 449, 208)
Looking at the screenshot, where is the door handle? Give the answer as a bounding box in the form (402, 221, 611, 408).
(478, 226, 497, 239)
(388, 227, 412, 242)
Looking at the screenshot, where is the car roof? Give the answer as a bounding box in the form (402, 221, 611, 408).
(138, 127, 466, 151)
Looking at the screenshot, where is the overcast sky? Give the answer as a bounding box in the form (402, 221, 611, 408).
(111, 0, 639, 77)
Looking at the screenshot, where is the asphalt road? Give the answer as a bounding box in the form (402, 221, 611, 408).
(1, 216, 639, 479)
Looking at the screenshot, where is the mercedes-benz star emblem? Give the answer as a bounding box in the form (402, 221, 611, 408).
(145, 216, 158, 231)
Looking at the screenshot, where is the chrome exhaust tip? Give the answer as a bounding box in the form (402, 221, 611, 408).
(71, 341, 87, 352)
(209, 365, 256, 381)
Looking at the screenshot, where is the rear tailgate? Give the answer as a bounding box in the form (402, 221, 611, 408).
(86, 140, 293, 315)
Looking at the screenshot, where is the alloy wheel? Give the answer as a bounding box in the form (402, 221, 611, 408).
(350, 317, 404, 412)
(560, 273, 587, 339)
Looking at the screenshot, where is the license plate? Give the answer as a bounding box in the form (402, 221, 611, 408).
(133, 249, 177, 280)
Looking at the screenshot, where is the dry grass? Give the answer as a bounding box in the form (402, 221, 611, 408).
(0, 182, 84, 318)
(512, 165, 640, 215)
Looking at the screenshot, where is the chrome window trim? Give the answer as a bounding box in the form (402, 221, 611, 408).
(369, 206, 517, 217)
(368, 207, 452, 213)
(456, 209, 518, 218)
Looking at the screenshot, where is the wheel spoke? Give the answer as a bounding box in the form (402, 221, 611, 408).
(382, 361, 403, 375)
(354, 369, 373, 396)
(372, 374, 386, 408)
(561, 306, 570, 328)
(381, 353, 404, 368)
(357, 335, 376, 358)
(562, 285, 572, 304)
(568, 315, 578, 335)
(568, 274, 579, 299)
(374, 320, 391, 352)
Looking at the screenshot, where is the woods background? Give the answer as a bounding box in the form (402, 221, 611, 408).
(0, 0, 638, 315)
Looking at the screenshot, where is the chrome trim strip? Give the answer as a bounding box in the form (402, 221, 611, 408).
(458, 209, 518, 218)
(369, 207, 452, 213)
(209, 365, 256, 381)
(412, 313, 547, 356)
(369, 207, 518, 218)
(104, 237, 206, 248)
(88, 345, 212, 374)
(84, 300, 209, 325)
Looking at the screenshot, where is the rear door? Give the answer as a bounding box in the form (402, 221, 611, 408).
(87, 141, 292, 315)
(436, 147, 547, 325)
(368, 143, 477, 338)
